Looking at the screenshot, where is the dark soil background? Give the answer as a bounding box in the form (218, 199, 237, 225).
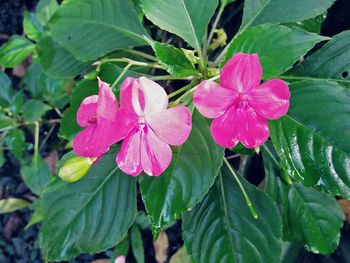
(1, 0, 350, 262)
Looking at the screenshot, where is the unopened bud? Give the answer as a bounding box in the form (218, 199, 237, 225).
(58, 156, 95, 183)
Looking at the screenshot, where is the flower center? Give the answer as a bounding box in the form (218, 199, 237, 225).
(238, 92, 248, 101)
(138, 116, 146, 125)
(87, 116, 97, 124)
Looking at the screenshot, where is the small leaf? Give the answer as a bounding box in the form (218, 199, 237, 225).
(0, 35, 35, 68)
(153, 42, 197, 77)
(5, 129, 25, 160)
(223, 24, 328, 78)
(182, 167, 283, 263)
(0, 71, 14, 106)
(131, 225, 144, 263)
(22, 99, 51, 122)
(23, 12, 44, 42)
(112, 237, 130, 258)
(0, 198, 31, 214)
(10, 91, 24, 116)
(58, 156, 94, 183)
(221, 0, 236, 7)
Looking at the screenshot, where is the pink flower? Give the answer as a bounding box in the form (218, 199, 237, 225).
(194, 52, 290, 149)
(115, 77, 192, 176)
(73, 78, 122, 157)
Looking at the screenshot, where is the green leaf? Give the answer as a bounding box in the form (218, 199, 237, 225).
(182, 167, 282, 263)
(5, 129, 25, 160)
(240, 0, 335, 30)
(36, 35, 90, 79)
(10, 91, 24, 116)
(0, 71, 14, 106)
(139, 110, 224, 234)
(221, 0, 236, 7)
(39, 148, 137, 261)
(153, 42, 197, 77)
(49, 0, 148, 61)
(130, 225, 144, 263)
(0, 198, 31, 214)
(22, 99, 51, 122)
(269, 80, 350, 198)
(140, 0, 218, 51)
(223, 24, 328, 78)
(23, 12, 44, 42)
(263, 148, 344, 255)
(284, 31, 350, 88)
(0, 35, 35, 68)
(36, 0, 59, 25)
(286, 13, 326, 34)
(0, 149, 5, 168)
(112, 236, 130, 258)
(21, 156, 52, 195)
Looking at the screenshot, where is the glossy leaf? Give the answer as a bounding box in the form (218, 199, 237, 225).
(23, 12, 44, 42)
(139, 110, 224, 234)
(39, 149, 137, 261)
(36, 0, 59, 25)
(6, 129, 25, 160)
(223, 24, 327, 78)
(284, 31, 350, 88)
(182, 167, 282, 263)
(22, 99, 51, 122)
(0, 198, 31, 214)
(140, 0, 218, 51)
(263, 146, 344, 255)
(241, 0, 335, 30)
(49, 0, 148, 61)
(0, 35, 35, 68)
(21, 156, 52, 195)
(0, 71, 14, 106)
(36, 35, 89, 79)
(269, 80, 350, 198)
(153, 42, 197, 77)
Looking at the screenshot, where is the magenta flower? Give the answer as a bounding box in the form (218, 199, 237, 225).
(73, 78, 123, 157)
(115, 77, 192, 177)
(194, 52, 290, 149)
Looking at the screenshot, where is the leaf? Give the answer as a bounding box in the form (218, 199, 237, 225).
(139, 110, 224, 234)
(182, 167, 282, 263)
(169, 246, 191, 263)
(223, 24, 328, 78)
(23, 12, 44, 42)
(284, 31, 350, 88)
(240, 0, 335, 31)
(21, 156, 52, 195)
(39, 148, 137, 261)
(112, 236, 130, 258)
(269, 80, 350, 198)
(0, 149, 4, 168)
(0, 198, 31, 214)
(153, 42, 197, 77)
(22, 99, 51, 122)
(36, 35, 90, 79)
(0, 71, 14, 106)
(0, 35, 35, 68)
(131, 225, 144, 263)
(36, 0, 59, 25)
(140, 0, 218, 51)
(286, 13, 326, 34)
(5, 129, 25, 160)
(49, 0, 148, 61)
(263, 144, 345, 255)
(221, 0, 236, 7)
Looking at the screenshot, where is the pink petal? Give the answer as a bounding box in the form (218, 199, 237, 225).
(247, 79, 290, 120)
(119, 77, 168, 116)
(193, 80, 238, 118)
(210, 105, 240, 148)
(73, 119, 120, 157)
(116, 126, 142, 176)
(140, 125, 172, 176)
(235, 102, 270, 148)
(146, 106, 192, 146)
(76, 95, 98, 127)
(114, 108, 138, 142)
(220, 52, 262, 93)
(96, 78, 118, 120)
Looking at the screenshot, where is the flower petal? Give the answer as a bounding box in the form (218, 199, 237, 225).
(116, 126, 142, 176)
(220, 52, 262, 92)
(210, 105, 239, 148)
(236, 102, 270, 148)
(193, 80, 238, 118)
(141, 125, 172, 176)
(96, 78, 118, 120)
(114, 108, 138, 142)
(247, 79, 290, 120)
(120, 77, 168, 116)
(146, 106, 192, 146)
(76, 95, 98, 127)
(73, 119, 120, 157)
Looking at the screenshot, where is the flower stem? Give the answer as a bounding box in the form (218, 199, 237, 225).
(120, 49, 158, 62)
(168, 82, 195, 99)
(111, 63, 132, 89)
(33, 121, 40, 166)
(149, 75, 194, 81)
(206, 4, 225, 54)
(223, 157, 258, 219)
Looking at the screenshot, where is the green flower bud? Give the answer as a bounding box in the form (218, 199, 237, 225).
(84, 70, 99, 80)
(58, 156, 95, 183)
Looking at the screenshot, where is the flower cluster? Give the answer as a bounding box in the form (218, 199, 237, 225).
(73, 53, 290, 177)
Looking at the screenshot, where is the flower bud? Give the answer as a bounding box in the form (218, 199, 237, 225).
(84, 70, 99, 80)
(58, 156, 95, 183)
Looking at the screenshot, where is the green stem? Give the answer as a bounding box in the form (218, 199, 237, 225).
(97, 58, 164, 71)
(223, 157, 258, 219)
(33, 121, 40, 166)
(120, 49, 158, 62)
(111, 63, 132, 89)
(206, 4, 225, 52)
(149, 75, 194, 81)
